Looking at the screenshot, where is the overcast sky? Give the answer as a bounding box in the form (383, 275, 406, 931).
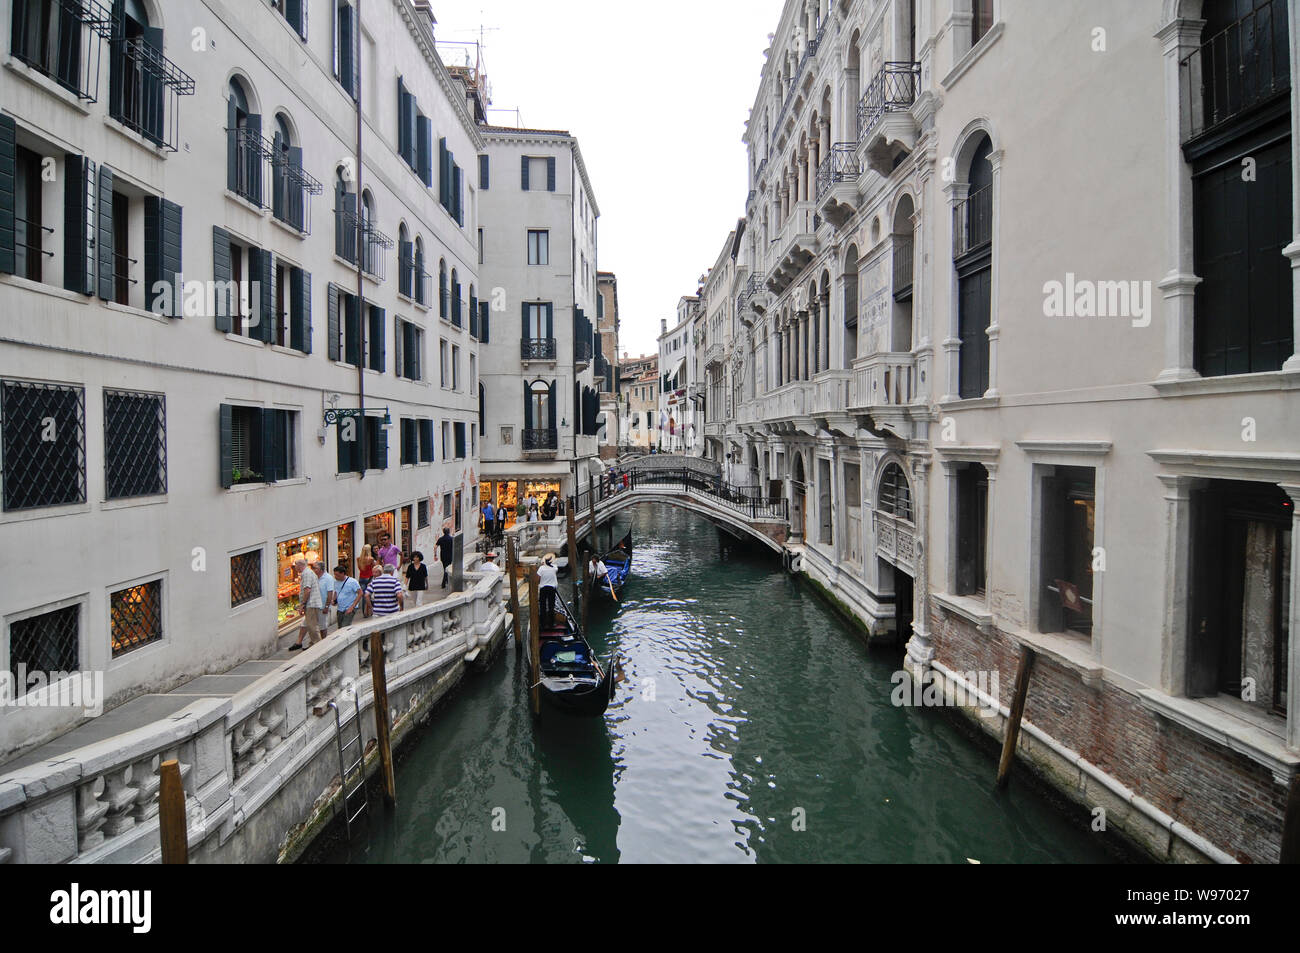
(437, 0, 787, 359)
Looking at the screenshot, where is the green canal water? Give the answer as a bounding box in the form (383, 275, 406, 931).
(309, 503, 1125, 864)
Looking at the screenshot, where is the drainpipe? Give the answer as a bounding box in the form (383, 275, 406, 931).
(354, 0, 366, 479)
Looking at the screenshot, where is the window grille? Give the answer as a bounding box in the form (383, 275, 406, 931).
(9, 604, 80, 682)
(1, 380, 85, 511)
(104, 390, 166, 499)
(110, 580, 162, 657)
(230, 550, 262, 607)
(417, 499, 429, 529)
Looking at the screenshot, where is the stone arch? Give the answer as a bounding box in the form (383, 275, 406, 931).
(873, 454, 915, 522)
(950, 118, 1000, 177)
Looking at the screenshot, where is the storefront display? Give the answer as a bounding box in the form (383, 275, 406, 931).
(401, 505, 413, 557)
(364, 511, 395, 552)
(486, 480, 562, 529)
(337, 522, 354, 575)
(276, 532, 327, 629)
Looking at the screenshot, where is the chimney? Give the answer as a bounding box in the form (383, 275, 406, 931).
(411, 0, 436, 43)
(660, 319, 667, 336)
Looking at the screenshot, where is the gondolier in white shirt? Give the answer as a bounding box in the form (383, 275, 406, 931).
(588, 556, 608, 582)
(537, 553, 559, 626)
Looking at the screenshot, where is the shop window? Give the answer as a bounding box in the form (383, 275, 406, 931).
(1038, 466, 1095, 637)
(8, 603, 79, 688)
(230, 549, 262, 607)
(104, 390, 166, 500)
(337, 522, 355, 575)
(276, 533, 325, 631)
(1, 380, 85, 511)
(110, 579, 163, 658)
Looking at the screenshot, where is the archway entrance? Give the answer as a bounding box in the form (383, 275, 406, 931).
(791, 452, 807, 540)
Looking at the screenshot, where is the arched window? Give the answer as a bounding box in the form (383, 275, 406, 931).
(438, 259, 448, 317)
(360, 189, 374, 273)
(227, 77, 261, 204)
(398, 223, 412, 297)
(334, 166, 356, 262)
(524, 379, 556, 448)
(414, 237, 426, 306)
(450, 268, 461, 326)
(954, 132, 993, 399)
(877, 462, 913, 522)
(892, 196, 915, 355)
(110, 0, 167, 146)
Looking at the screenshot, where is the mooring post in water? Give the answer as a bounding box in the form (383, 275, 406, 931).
(507, 536, 523, 655)
(527, 569, 541, 718)
(588, 475, 598, 551)
(996, 645, 1036, 789)
(566, 496, 579, 576)
(370, 630, 397, 807)
(158, 758, 188, 864)
(1282, 773, 1300, 863)
(581, 556, 591, 633)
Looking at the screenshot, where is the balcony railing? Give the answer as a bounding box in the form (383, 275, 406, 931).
(1180, 0, 1290, 143)
(522, 428, 558, 451)
(815, 142, 862, 201)
(892, 233, 914, 297)
(952, 184, 992, 258)
(574, 336, 593, 364)
(857, 62, 920, 142)
(521, 337, 557, 361)
(230, 126, 269, 207)
(853, 352, 917, 408)
(271, 149, 322, 234)
(109, 34, 196, 152)
(334, 209, 393, 279)
(10, 0, 113, 102)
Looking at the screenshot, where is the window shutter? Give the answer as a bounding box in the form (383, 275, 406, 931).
(271, 130, 285, 221)
(521, 300, 529, 339)
(548, 380, 557, 430)
(251, 247, 273, 342)
(226, 95, 240, 194)
(287, 146, 305, 230)
(337, 424, 353, 473)
(0, 115, 14, 275)
(398, 238, 411, 296)
(286, 0, 305, 38)
(523, 380, 533, 430)
(479, 302, 490, 343)
(394, 315, 403, 378)
(469, 294, 478, 337)
(331, 0, 340, 78)
(454, 165, 463, 224)
(479, 154, 489, 190)
(521, 155, 529, 191)
(417, 115, 432, 187)
(419, 419, 434, 462)
(260, 408, 279, 483)
(146, 198, 183, 318)
(546, 156, 556, 192)
(412, 326, 421, 380)
(291, 268, 311, 353)
(327, 283, 340, 361)
(246, 113, 263, 205)
(545, 302, 554, 338)
(479, 382, 485, 436)
(371, 304, 386, 372)
(397, 77, 408, 162)
(211, 226, 232, 332)
(63, 154, 92, 295)
(96, 164, 114, 300)
(219, 404, 234, 488)
(373, 418, 388, 470)
(439, 137, 449, 207)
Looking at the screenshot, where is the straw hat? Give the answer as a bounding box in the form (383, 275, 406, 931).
(544, 553, 555, 564)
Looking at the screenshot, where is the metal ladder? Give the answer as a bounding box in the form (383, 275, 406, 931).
(328, 691, 369, 839)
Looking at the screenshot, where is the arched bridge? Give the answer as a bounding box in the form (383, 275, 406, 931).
(572, 468, 790, 552)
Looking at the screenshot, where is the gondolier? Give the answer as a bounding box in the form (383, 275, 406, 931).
(537, 553, 559, 626)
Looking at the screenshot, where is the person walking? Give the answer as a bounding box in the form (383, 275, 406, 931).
(313, 560, 334, 637)
(332, 565, 362, 628)
(537, 553, 559, 627)
(289, 557, 322, 651)
(376, 531, 403, 580)
(365, 564, 404, 616)
(495, 504, 508, 541)
(405, 551, 429, 606)
(482, 500, 496, 535)
(357, 544, 376, 593)
(436, 527, 455, 589)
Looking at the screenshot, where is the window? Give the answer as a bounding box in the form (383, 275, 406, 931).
(8, 604, 79, 688)
(439, 258, 449, 318)
(227, 77, 262, 206)
(954, 134, 993, 399)
(418, 418, 434, 463)
(452, 345, 461, 390)
(336, 414, 386, 473)
(479, 154, 489, 190)
(401, 418, 419, 465)
(954, 464, 988, 596)
(398, 223, 413, 297)
(441, 421, 451, 459)
(272, 260, 313, 353)
(524, 379, 557, 449)
(443, 492, 452, 520)
(455, 489, 462, 532)
(396, 317, 423, 381)
(440, 339, 449, 387)
(334, 1, 358, 99)
(878, 462, 913, 522)
(439, 137, 463, 223)
(219, 405, 297, 487)
(12, 144, 47, 283)
(213, 227, 274, 341)
(104, 390, 166, 499)
(1, 380, 85, 511)
(109, 579, 163, 658)
(451, 269, 462, 326)
(11, 0, 93, 95)
(334, 167, 358, 263)
(521, 155, 556, 191)
(417, 499, 429, 529)
(972, 0, 994, 45)
(230, 549, 262, 607)
(1038, 466, 1095, 637)
(528, 229, 550, 265)
(478, 227, 485, 265)
(454, 422, 466, 459)
(479, 382, 485, 436)
(328, 284, 363, 365)
(108, 1, 194, 151)
(270, 113, 314, 233)
(277, 0, 308, 39)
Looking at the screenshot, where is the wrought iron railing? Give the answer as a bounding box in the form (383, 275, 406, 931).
(522, 428, 558, 451)
(857, 61, 920, 141)
(815, 142, 862, 201)
(1180, 0, 1290, 143)
(574, 467, 788, 523)
(574, 336, 593, 364)
(521, 337, 557, 361)
(230, 126, 269, 206)
(10, 0, 113, 101)
(14, 215, 53, 280)
(271, 149, 322, 234)
(112, 251, 137, 303)
(892, 233, 914, 296)
(109, 34, 196, 152)
(333, 209, 392, 279)
(952, 184, 992, 258)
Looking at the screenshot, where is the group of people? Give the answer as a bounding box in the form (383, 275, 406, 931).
(288, 527, 458, 652)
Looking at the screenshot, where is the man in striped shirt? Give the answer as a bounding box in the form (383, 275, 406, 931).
(365, 564, 405, 616)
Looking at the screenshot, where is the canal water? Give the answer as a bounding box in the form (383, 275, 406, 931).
(309, 503, 1124, 864)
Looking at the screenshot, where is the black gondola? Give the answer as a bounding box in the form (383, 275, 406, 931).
(590, 531, 632, 601)
(535, 594, 617, 717)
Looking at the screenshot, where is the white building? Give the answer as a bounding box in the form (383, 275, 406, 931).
(0, 0, 481, 761)
(700, 0, 1300, 864)
(657, 306, 694, 452)
(475, 125, 601, 518)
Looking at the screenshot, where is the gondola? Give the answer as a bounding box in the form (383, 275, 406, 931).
(536, 593, 617, 717)
(590, 531, 632, 601)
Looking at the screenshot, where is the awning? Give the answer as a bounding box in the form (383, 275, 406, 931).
(667, 357, 685, 385)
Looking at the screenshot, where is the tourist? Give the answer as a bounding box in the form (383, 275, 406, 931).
(480, 552, 502, 573)
(332, 566, 362, 628)
(495, 505, 507, 541)
(365, 564, 404, 616)
(537, 553, 559, 626)
(541, 492, 558, 521)
(528, 495, 540, 520)
(313, 560, 333, 637)
(622, 471, 630, 491)
(482, 499, 496, 535)
(376, 531, 402, 579)
(288, 557, 322, 651)
(436, 527, 455, 589)
(357, 544, 376, 593)
(405, 551, 429, 605)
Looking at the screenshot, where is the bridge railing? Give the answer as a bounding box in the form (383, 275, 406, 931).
(575, 468, 788, 523)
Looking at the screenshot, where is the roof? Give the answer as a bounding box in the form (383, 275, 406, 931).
(481, 124, 573, 137)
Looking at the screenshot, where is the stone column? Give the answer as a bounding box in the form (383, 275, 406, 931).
(982, 461, 998, 615)
(821, 287, 831, 371)
(1282, 484, 1300, 751)
(1155, 15, 1206, 382)
(905, 456, 935, 671)
(820, 116, 831, 164)
(1157, 474, 1197, 697)
(940, 181, 968, 401)
(984, 149, 1004, 399)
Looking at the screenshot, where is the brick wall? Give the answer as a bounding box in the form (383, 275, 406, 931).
(929, 605, 1286, 863)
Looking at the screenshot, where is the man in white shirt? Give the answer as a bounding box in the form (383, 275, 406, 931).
(290, 557, 323, 651)
(481, 553, 502, 573)
(588, 557, 608, 582)
(537, 554, 559, 626)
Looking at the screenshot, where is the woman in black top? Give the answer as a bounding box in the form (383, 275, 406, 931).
(405, 551, 429, 606)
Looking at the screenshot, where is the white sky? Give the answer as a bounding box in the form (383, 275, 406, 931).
(436, 0, 787, 359)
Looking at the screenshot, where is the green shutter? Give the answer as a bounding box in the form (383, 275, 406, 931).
(417, 116, 432, 186)
(372, 417, 388, 470)
(226, 95, 238, 193)
(0, 115, 15, 275)
(479, 154, 489, 190)
(63, 154, 92, 294)
(369, 304, 385, 371)
(212, 227, 232, 332)
(260, 408, 279, 483)
(480, 302, 489, 343)
(147, 198, 182, 317)
(546, 156, 556, 192)
(520, 155, 529, 191)
(344, 294, 361, 366)
(219, 404, 234, 488)
(327, 283, 340, 360)
(522, 300, 529, 339)
(394, 315, 403, 378)
(96, 165, 114, 300)
(291, 268, 311, 354)
(397, 77, 408, 161)
(545, 302, 554, 338)
(523, 379, 533, 430)
(548, 380, 557, 429)
(251, 247, 273, 342)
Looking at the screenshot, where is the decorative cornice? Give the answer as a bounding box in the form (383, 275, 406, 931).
(1016, 440, 1112, 457)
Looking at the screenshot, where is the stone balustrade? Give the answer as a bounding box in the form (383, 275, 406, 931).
(0, 571, 508, 864)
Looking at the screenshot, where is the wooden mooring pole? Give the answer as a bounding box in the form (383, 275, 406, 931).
(527, 569, 541, 719)
(566, 496, 579, 574)
(581, 556, 591, 634)
(369, 631, 397, 807)
(507, 536, 523, 655)
(588, 475, 598, 551)
(996, 645, 1036, 789)
(158, 759, 188, 864)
